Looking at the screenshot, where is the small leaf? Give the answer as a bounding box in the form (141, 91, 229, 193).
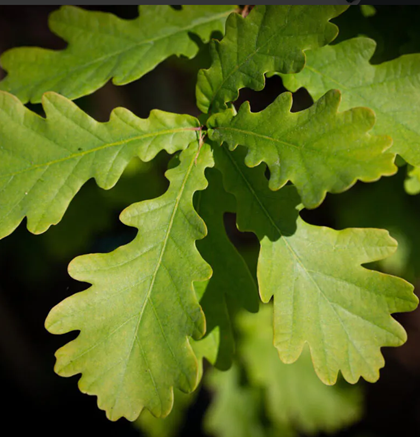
(0, 91, 200, 239)
(45, 143, 214, 421)
(214, 144, 418, 385)
(196, 5, 348, 114)
(208, 90, 396, 208)
(281, 37, 420, 167)
(195, 167, 259, 369)
(238, 306, 363, 435)
(0, 5, 236, 103)
(405, 165, 420, 195)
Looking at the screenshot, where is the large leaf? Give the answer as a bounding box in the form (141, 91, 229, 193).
(214, 145, 418, 385)
(45, 143, 214, 421)
(208, 90, 396, 208)
(238, 306, 362, 436)
(0, 5, 236, 103)
(0, 91, 200, 239)
(195, 167, 259, 370)
(196, 5, 348, 114)
(281, 37, 420, 166)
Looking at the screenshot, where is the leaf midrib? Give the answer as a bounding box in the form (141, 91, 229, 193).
(5, 9, 236, 95)
(0, 127, 197, 179)
(111, 150, 198, 413)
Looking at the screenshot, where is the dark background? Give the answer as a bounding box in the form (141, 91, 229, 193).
(1, 5, 420, 436)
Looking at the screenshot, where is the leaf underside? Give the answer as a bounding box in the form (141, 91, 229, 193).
(280, 37, 420, 167)
(208, 89, 396, 208)
(0, 91, 199, 239)
(196, 4, 348, 114)
(0, 5, 236, 103)
(214, 145, 418, 385)
(45, 143, 214, 421)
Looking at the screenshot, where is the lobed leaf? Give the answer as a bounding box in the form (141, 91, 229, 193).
(281, 37, 420, 167)
(45, 143, 214, 421)
(214, 144, 418, 385)
(208, 90, 396, 208)
(196, 5, 348, 114)
(0, 5, 236, 103)
(0, 91, 200, 239)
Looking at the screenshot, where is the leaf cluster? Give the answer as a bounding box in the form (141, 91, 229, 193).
(0, 5, 418, 432)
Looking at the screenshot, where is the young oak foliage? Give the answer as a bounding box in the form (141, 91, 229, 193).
(280, 37, 420, 168)
(0, 91, 199, 239)
(0, 4, 418, 426)
(45, 143, 214, 421)
(0, 5, 236, 103)
(196, 4, 348, 114)
(214, 145, 418, 385)
(208, 90, 396, 208)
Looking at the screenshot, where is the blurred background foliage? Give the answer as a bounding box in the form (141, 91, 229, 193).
(1, 5, 420, 436)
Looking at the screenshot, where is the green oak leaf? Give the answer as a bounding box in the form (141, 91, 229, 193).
(196, 5, 348, 114)
(0, 5, 236, 103)
(45, 143, 214, 421)
(214, 144, 418, 385)
(0, 91, 200, 239)
(280, 37, 420, 167)
(204, 364, 265, 437)
(208, 90, 396, 208)
(238, 305, 363, 436)
(195, 167, 259, 369)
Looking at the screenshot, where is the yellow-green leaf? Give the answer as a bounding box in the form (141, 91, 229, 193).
(214, 144, 418, 385)
(45, 143, 214, 421)
(0, 91, 200, 239)
(208, 90, 396, 208)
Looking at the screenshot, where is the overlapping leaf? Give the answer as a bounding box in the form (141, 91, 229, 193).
(0, 91, 200, 239)
(281, 37, 420, 166)
(45, 143, 214, 421)
(214, 145, 418, 384)
(238, 306, 362, 436)
(0, 5, 236, 103)
(196, 5, 348, 114)
(195, 167, 258, 369)
(208, 90, 396, 208)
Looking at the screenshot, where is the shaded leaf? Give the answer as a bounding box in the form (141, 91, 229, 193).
(0, 91, 200, 239)
(204, 364, 265, 437)
(281, 37, 420, 166)
(208, 90, 396, 208)
(238, 305, 363, 435)
(0, 5, 236, 103)
(45, 143, 214, 421)
(196, 5, 348, 114)
(195, 167, 259, 369)
(214, 144, 418, 384)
